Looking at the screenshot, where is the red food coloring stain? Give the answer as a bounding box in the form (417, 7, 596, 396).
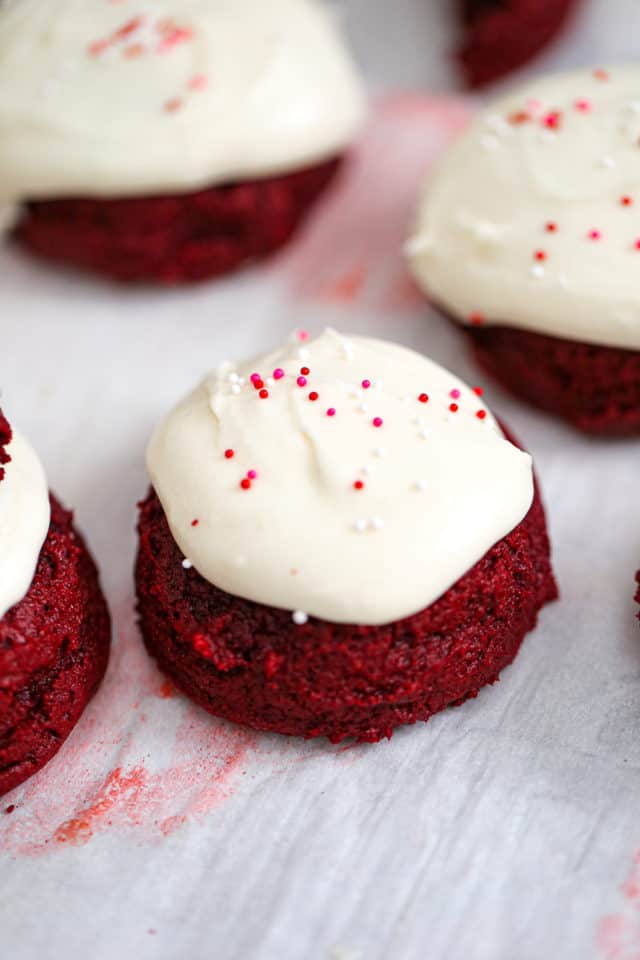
(114, 16, 145, 40)
(594, 68, 610, 82)
(418, 393, 429, 404)
(259, 389, 269, 399)
(54, 766, 148, 846)
(476, 410, 487, 420)
(621, 196, 633, 207)
(588, 229, 602, 241)
(240, 478, 252, 491)
(164, 98, 183, 114)
(88, 39, 109, 57)
(372, 417, 383, 428)
(322, 264, 367, 303)
(353, 480, 365, 490)
(308, 391, 319, 402)
(224, 449, 235, 460)
(449, 403, 459, 413)
(158, 680, 175, 699)
(469, 311, 485, 327)
(297, 330, 309, 342)
(634, 239, 640, 251)
(191, 519, 199, 527)
(574, 98, 592, 112)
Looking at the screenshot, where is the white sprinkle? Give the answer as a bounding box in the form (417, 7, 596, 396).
(229, 372, 240, 384)
(266, 377, 275, 387)
(370, 516, 384, 531)
(600, 154, 616, 169)
(182, 558, 193, 570)
(357, 402, 368, 413)
(531, 264, 545, 279)
(360, 465, 371, 477)
(350, 388, 363, 400)
(238, 377, 246, 386)
(298, 347, 310, 362)
(414, 480, 427, 492)
(630, 100, 640, 114)
(353, 519, 367, 533)
(418, 428, 429, 440)
(292, 610, 308, 626)
(373, 446, 385, 459)
(480, 134, 498, 151)
(485, 113, 511, 136)
(231, 384, 241, 395)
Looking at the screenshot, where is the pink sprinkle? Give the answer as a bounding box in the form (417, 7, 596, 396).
(250, 373, 261, 384)
(634, 239, 640, 250)
(273, 368, 285, 380)
(588, 229, 602, 241)
(542, 110, 562, 130)
(450, 389, 461, 399)
(361, 379, 371, 389)
(372, 417, 383, 428)
(247, 470, 258, 480)
(326, 408, 336, 417)
(574, 98, 592, 112)
(296, 376, 307, 388)
(189, 74, 208, 91)
(297, 330, 310, 342)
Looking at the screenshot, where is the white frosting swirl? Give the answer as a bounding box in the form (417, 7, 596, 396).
(409, 66, 640, 351)
(147, 331, 534, 626)
(0, 430, 51, 620)
(0, 0, 365, 203)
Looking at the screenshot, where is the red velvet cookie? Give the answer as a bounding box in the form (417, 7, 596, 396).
(15, 160, 341, 286)
(457, 0, 582, 88)
(0, 1, 364, 285)
(135, 332, 556, 743)
(136, 480, 556, 744)
(0, 414, 111, 798)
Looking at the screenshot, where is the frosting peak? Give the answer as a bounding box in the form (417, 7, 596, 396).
(0, 424, 51, 619)
(409, 66, 640, 351)
(147, 331, 534, 625)
(0, 0, 365, 205)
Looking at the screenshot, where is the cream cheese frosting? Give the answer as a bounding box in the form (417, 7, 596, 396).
(0, 0, 365, 204)
(147, 330, 534, 626)
(408, 66, 640, 351)
(0, 430, 51, 620)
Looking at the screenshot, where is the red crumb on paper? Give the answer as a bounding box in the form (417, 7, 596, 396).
(280, 94, 473, 312)
(0, 600, 255, 854)
(596, 851, 640, 959)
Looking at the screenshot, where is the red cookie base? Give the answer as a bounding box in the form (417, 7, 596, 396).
(135, 469, 557, 744)
(14, 158, 341, 285)
(0, 496, 111, 798)
(458, 0, 581, 88)
(463, 322, 640, 435)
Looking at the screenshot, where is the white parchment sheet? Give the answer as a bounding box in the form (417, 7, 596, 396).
(1, 3, 639, 959)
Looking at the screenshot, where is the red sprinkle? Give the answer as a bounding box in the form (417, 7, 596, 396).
(542, 110, 562, 130)
(449, 403, 459, 413)
(252, 378, 264, 390)
(353, 480, 364, 491)
(469, 311, 485, 327)
(545, 222, 558, 233)
(621, 196, 633, 207)
(473, 386, 484, 397)
(224, 449, 235, 460)
(534, 249, 547, 261)
(308, 391, 319, 402)
(476, 410, 487, 420)
(508, 110, 530, 125)
(634, 239, 640, 250)
(259, 389, 269, 399)
(191, 519, 199, 527)
(372, 417, 383, 428)
(240, 478, 252, 491)
(418, 393, 429, 404)
(300, 366, 310, 376)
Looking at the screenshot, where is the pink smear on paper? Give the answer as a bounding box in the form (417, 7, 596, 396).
(597, 850, 640, 959)
(0, 600, 255, 855)
(280, 93, 473, 312)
